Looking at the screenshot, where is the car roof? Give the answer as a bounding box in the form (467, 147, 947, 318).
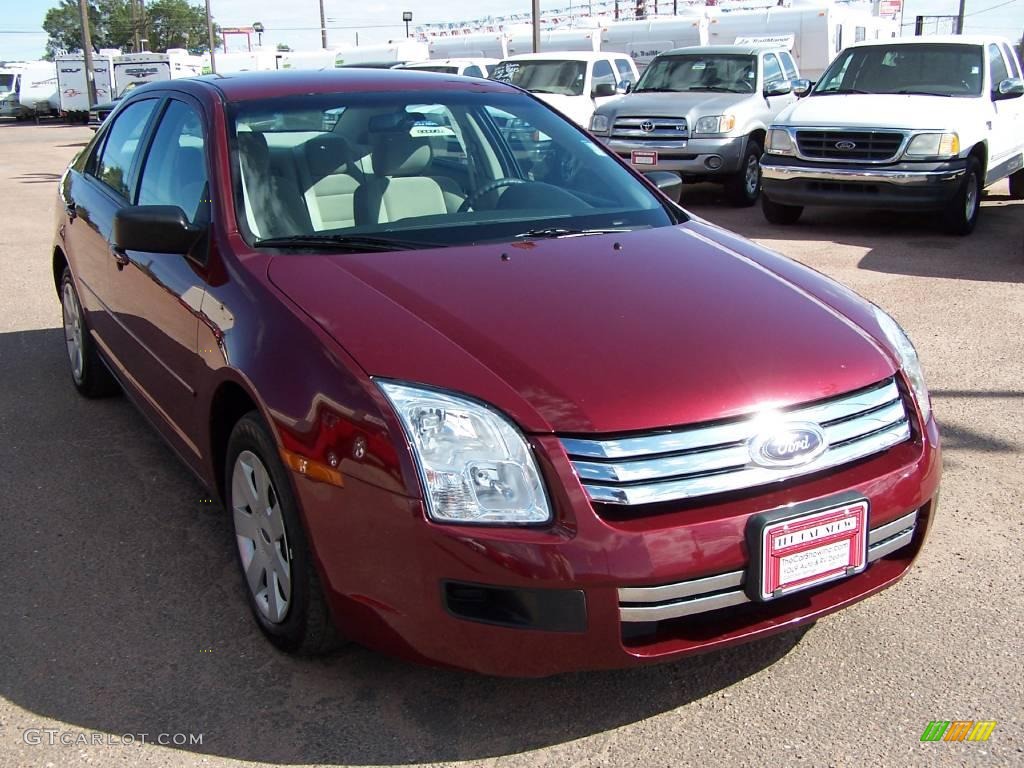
(163, 68, 517, 102)
(848, 34, 1007, 48)
(503, 51, 620, 62)
(660, 45, 773, 56)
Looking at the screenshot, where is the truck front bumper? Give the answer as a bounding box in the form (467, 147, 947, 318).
(761, 158, 967, 210)
(604, 135, 747, 177)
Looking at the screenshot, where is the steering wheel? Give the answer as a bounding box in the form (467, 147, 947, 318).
(458, 177, 529, 212)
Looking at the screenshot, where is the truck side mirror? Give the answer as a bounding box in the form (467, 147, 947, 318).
(764, 80, 792, 97)
(994, 77, 1024, 100)
(592, 82, 617, 98)
(617, 79, 632, 95)
(791, 79, 812, 97)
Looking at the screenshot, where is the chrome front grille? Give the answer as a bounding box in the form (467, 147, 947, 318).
(611, 116, 688, 141)
(561, 378, 911, 507)
(618, 509, 919, 622)
(795, 129, 906, 162)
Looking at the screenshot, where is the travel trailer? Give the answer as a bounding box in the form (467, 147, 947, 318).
(56, 51, 118, 119)
(0, 61, 59, 118)
(112, 51, 203, 96)
(274, 49, 339, 70)
(600, 16, 710, 68)
(506, 26, 602, 56)
(213, 50, 279, 73)
(334, 41, 429, 67)
(427, 32, 509, 60)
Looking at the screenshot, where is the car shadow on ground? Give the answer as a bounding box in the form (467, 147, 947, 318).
(1, 326, 809, 765)
(683, 183, 1024, 285)
(13, 172, 63, 184)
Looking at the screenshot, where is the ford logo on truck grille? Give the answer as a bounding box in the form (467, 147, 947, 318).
(835, 140, 857, 150)
(749, 423, 828, 468)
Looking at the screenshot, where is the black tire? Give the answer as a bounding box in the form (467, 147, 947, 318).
(1008, 168, 1024, 200)
(225, 412, 342, 656)
(725, 139, 763, 207)
(761, 194, 803, 225)
(59, 267, 119, 398)
(943, 156, 982, 235)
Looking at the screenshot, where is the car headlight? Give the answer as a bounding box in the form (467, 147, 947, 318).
(378, 382, 552, 525)
(765, 127, 795, 155)
(589, 114, 611, 134)
(903, 132, 959, 160)
(693, 114, 736, 135)
(872, 307, 931, 424)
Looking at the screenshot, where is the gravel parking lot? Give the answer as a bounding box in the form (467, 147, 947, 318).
(1, 120, 1021, 768)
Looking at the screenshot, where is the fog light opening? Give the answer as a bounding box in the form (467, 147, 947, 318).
(705, 155, 723, 170)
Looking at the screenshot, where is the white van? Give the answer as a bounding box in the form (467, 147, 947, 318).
(491, 51, 640, 127)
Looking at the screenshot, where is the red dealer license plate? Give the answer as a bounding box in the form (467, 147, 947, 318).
(631, 150, 657, 166)
(750, 499, 868, 601)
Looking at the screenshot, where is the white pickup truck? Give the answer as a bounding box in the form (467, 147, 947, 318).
(760, 35, 1024, 234)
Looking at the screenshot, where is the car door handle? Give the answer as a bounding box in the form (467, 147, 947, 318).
(110, 246, 130, 270)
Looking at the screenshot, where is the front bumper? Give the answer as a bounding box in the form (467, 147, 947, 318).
(295, 412, 940, 677)
(761, 156, 966, 209)
(602, 135, 747, 177)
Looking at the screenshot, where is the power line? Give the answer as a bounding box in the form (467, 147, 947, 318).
(965, 0, 1018, 17)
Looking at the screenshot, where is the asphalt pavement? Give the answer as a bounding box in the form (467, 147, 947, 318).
(0, 120, 1021, 768)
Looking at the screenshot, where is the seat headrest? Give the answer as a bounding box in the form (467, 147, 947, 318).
(371, 133, 432, 177)
(304, 135, 355, 178)
(237, 131, 269, 168)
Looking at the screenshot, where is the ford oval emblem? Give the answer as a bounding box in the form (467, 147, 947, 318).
(835, 140, 857, 150)
(749, 422, 828, 468)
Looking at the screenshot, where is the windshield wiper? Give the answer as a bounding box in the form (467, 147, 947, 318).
(514, 227, 633, 240)
(685, 86, 740, 92)
(253, 234, 444, 252)
(891, 89, 953, 97)
(813, 88, 871, 95)
(634, 87, 678, 93)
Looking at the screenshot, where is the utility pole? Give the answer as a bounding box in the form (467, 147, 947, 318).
(320, 0, 328, 48)
(532, 0, 540, 52)
(138, 0, 147, 48)
(77, 0, 97, 108)
(205, 0, 217, 73)
(130, 0, 139, 51)
(956, 0, 966, 33)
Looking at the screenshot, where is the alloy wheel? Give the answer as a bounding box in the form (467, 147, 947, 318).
(62, 281, 84, 383)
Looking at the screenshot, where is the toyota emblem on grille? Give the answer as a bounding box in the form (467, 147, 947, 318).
(640, 120, 655, 133)
(835, 140, 857, 150)
(748, 422, 828, 468)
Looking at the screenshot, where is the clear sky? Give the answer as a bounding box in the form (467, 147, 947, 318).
(2, 0, 1023, 61)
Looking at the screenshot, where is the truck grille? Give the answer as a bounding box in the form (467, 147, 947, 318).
(611, 116, 688, 141)
(795, 130, 905, 162)
(560, 377, 911, 507)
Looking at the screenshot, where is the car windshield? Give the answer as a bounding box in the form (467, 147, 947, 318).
(491, 61, 587, 96)
(634, 54, 757, 93)
(229, 89, 679, 248)
(813, 43, 984, 96)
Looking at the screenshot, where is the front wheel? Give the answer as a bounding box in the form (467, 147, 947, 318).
(226, 413, 342, 655)
(725, 139, 763, 207)
(60, 267, 119, 398)
(761, 194, 803, 225)
(943, 157, 982, 235)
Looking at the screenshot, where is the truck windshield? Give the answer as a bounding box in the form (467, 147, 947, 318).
(814, 43, 984, 97)
(229, 89, 681, 249)
(491, 61, 587, 96)
(634, 54, 757, 93)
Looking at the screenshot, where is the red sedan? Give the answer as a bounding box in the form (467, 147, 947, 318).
(53, 69, 940, 676)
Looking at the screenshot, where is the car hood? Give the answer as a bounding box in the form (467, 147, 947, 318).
(532, 93, 593, 126)
(267, 221, 895, 435)
(778, 93, 969, 129)
(597, 90, 750, 118)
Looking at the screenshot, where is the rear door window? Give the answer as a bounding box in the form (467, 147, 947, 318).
(988, 43, 1010, 89)
(779, 51, 798, 79)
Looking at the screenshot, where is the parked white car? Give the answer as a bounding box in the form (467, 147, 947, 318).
(396, 59, 498, 78)
(491, 51, 640, 127)
(760, 35, 1024, 234)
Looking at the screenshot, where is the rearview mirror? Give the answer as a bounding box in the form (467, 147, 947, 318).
(592, 82, 617, 98)
(644, 171, 682, 203)
(994, 77, 1024, 100)
(791, 79, 812, 97)
(763, 80, 792, 97)
(112, 205, 205, 255)
(617, 79, 633, 95)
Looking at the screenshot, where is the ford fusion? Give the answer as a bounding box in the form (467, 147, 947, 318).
(53, 70, 940, 676)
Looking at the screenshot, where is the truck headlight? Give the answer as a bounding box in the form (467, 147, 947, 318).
(872, 307, 931, 424)
(765, 128, 795, 155)
(693, 114, 736, 135)
(589, 114, 611, 134)
(378, 382, 552, 525)
(903, 132, 959, 160)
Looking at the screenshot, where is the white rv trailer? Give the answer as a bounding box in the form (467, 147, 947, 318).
(0, 61, 60, 118)
(212, 50, 279, 73)
(506, 26, 602, 56)
(334, 41, 430, 67)
(112, 51, 203, 96)
(274, 49, 339, 70)
(56, 51, 118, 118)
(704, 3, 896, 80)
(427, 32, 509, 60)
(599, 16, 710, 68)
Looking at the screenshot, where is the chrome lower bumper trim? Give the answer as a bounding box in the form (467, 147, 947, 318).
(761, 163, 965, 186)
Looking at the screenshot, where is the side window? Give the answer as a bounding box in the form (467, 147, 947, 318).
(988, 44, 1010, 90)
(405, 104, 470, 175)
(615, 58, 636, 83)
(592, 59, 616, 88)
(92, 99, 157, 198)
(137, 99, 209, 225)
(463, 65, 483, 78)
(835, 25, 843, 54)
(1000, 43, 1020, 78)
(779, 51, 798, 80)
(855, 26, 866, 43)
(763, 54, 784, 86)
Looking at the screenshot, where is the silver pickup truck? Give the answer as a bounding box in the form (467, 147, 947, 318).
(589, 45, 805, 205)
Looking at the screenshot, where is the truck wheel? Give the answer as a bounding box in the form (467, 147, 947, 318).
(1009, 168, 1024, 200)
(761, 195, 803, 225)
(943, 157, 982, 235)
(725, 139, 763, 207)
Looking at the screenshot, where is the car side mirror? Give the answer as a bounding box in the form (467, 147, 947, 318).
(791, 79, 812, 97)
(994, 77, 1024, 100)
(112, 205, 205, 256)
(592, 82, 617, 98)
(617, 79, 633, 94)
(763, 79, 793, 97)
(644, 171, 682, 203)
